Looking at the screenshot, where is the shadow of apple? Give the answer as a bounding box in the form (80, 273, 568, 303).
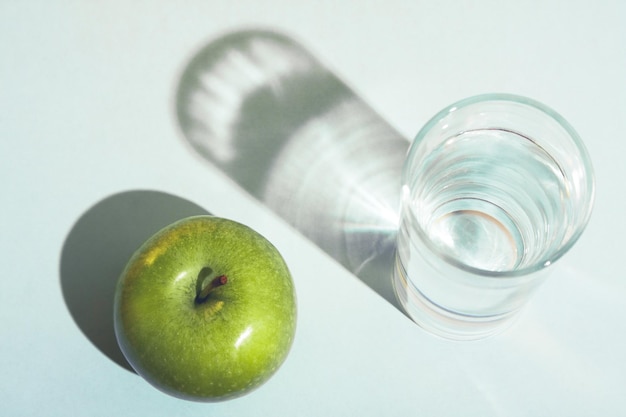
(60, 190, 209, 372)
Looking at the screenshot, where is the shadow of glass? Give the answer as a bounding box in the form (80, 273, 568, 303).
(176, 29, 409, 309)
(59, 190, 209, 372)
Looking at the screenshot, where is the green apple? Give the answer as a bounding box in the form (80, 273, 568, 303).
(113, 215, 297, 402)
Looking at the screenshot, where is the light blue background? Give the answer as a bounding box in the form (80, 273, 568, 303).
(2, 1, 625, 416)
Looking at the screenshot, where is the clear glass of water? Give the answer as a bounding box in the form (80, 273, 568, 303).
(393, 94, 595, 340)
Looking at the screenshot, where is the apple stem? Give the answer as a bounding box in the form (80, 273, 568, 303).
(196, 275, 228, 303)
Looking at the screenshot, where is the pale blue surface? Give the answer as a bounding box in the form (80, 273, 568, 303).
(2, 1, 625, 416)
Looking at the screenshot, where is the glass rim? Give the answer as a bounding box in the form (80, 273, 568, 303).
(404, 93, 596, 279)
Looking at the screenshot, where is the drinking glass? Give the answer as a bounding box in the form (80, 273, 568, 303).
(393, 94, 595, 340)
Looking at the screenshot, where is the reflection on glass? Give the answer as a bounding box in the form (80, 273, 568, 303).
(176, 29, 409, 307)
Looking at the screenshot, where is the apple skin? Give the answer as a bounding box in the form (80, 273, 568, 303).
(113, 215, 297, 402)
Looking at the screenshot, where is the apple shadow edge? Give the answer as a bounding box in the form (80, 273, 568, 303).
(59, 190, 210, 372)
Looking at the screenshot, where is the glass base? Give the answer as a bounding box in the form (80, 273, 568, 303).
(392, 256, 520, 341)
